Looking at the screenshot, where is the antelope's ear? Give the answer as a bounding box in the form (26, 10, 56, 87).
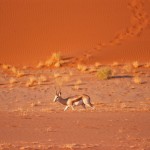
(58, 92, 61, 96)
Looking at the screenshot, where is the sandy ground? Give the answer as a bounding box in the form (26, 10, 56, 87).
(0, 1, 150, 149)
(0, 64, 150, 149)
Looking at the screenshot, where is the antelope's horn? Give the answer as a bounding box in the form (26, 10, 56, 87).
(54, 86, 57, 94)
(58, 86, 61, 93)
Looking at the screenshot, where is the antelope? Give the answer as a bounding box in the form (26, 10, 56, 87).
(53, 88, 94, 111)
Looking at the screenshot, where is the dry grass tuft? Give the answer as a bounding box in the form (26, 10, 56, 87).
(54, 61, 61, 68)
(123, 64, 132, 73)
(95, 62, 101, 68)
(76, 79, 82, 85)
(77, 64, 88, 72)
(9, 77, 17, 84)
(96, 67, 112, 80)
(133, 76, 142, 84)
(11, 67, 17, 74)
(132, 61, 140, 68)
(2, 64, 11, 70)
(26, 76, 37, 87)
(15, 70, 25, 77)
(45, 59, 53, 67)
(45, 52, 62, 68)
(38, 75, 48, 82)
(10, 66, 25, 77)
(51, 52, 61, 62)
(36, 61, 45, 69)
(112, 62, 119, 67)
(30, 101, 41, 107)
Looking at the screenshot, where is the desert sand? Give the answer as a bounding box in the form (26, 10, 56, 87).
(0, 0, 150, 65)
(0, 0, 150, 150)
(0, 64, 150, 149)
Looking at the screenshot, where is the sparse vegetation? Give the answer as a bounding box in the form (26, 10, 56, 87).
(96, 67, 112, 80)
(16, 70, 25, 77)
(36, 61, 45, 69)
(45, 52, 62, 68)
(38, 75, 48, 82)
(123, 64, 132, 73)
(9, 77, 17, 84)
(132, 61, 140, 68)
(112, 62, 119, 67)
(2, 64, 10, 70)
(51, 52, 61, 62)
(133, 76, 142, 84)
(77, 64, 88, 72)
(54, 61, 61, 68)
(95, 62, 101, 68)
(11, 67, 17, 74)
(26, 76, 37, 87)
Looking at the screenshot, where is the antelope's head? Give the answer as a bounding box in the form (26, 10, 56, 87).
(53, 87, 61, 102)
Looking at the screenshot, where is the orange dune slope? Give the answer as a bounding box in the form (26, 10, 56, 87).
(0, 0, 150, 66)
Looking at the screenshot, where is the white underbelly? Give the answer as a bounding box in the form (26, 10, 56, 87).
(73, 100, 83, 106)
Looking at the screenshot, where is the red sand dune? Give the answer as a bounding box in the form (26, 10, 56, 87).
(0, 0, 150, 66)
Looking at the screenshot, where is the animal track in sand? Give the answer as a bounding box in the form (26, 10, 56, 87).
(93, 0, 149, 51)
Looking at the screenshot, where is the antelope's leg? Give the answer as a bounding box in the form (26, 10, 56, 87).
(86, 103, 95, 110)
(71, 105, 75, 110)
(64, 106, 69, 111)
(82, 104, 86, 109)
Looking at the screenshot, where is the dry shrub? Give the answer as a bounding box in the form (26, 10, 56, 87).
(132, 61, 140, 68)
(45, 59, 53, 67)
(96, 67, 112, 80)
(9, 77, 17, 84)
(38, 75, 47, 82)
(123, 64, 132, 73)
(51, 52, 61, 62)
(2, 64, 10, 70)
(112, 62, 119, 67)
(11, 67, 17, 74)
(10, 66, 25, 77)
(45, 52, 62, 67)
(54, 61, 61, 68)
(36, 61, 45, 69)
(133, 76, 142, 84)
(16, 70, 25, 77)
(73, 85, 80, 90)
(26, 76, 37, 87)
(95, 62, 101, 68)
(77, 64, 88, 72)
(76, 79, 82, 85)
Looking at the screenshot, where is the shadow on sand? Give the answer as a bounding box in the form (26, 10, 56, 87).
(111, 75, 133, 79)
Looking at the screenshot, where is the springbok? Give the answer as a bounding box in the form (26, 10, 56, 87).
(53, 88, 94, 111)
